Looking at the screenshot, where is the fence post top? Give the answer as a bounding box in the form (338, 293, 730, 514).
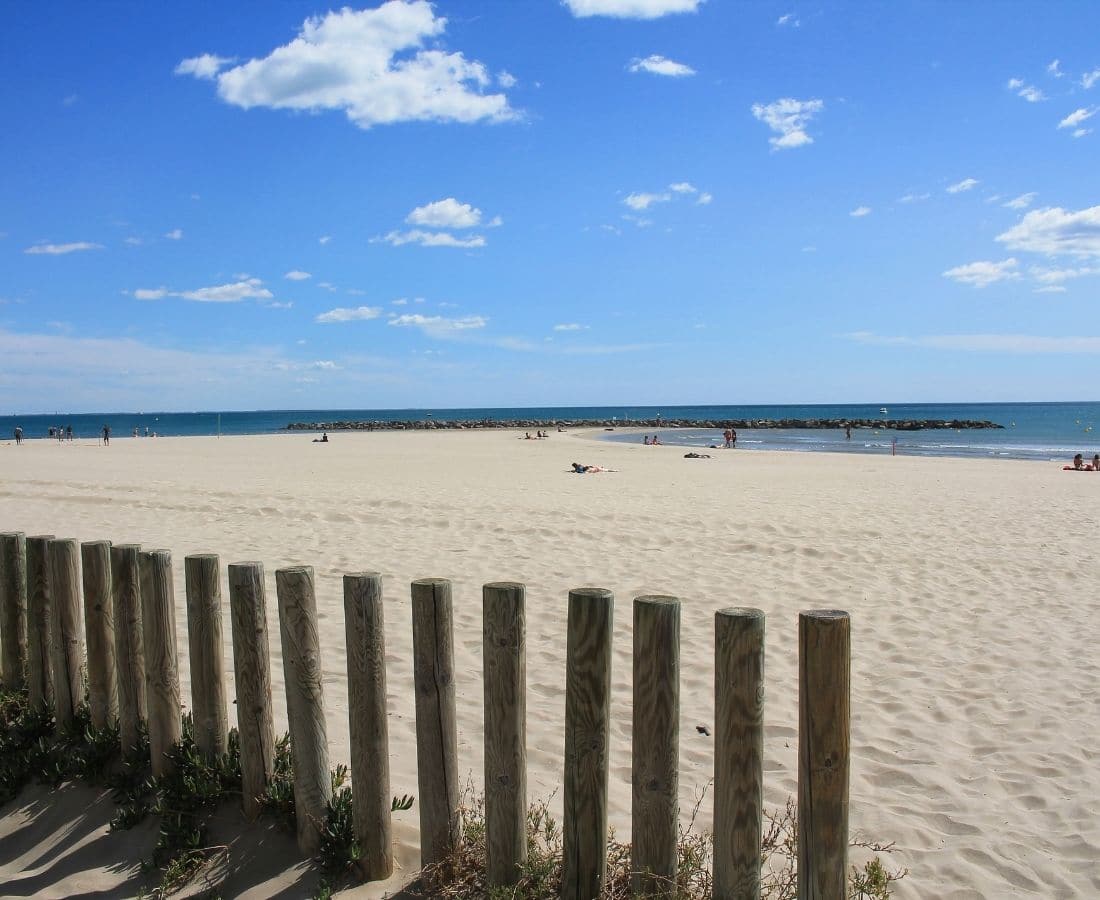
(228, 560, 263, 570)
(484, 580, 525, 592)
(716, 606, 765, 620)
(344, 571, 382, 581)
(411, 576, 450, 587)
(800, 609, 850, 623)
(141, 548, 172, 560)
(47, 537, 78, 546)
(81, 539, 112, 549)
(185, 552, 220, 562)
(28, 534, 56, 541)
(276, 565, 313, 577)
(568, 586, 613, 600)
(112, 543, 142, 552)
(0, 531, 26, 539)
(634, 594, 679, 608)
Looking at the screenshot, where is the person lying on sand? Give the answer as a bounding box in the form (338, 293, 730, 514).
(683, 452, 711, 459)
(571, 462, 613, 473)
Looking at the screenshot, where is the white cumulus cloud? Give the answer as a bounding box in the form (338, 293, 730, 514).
(1058, 107, 1097, 129)
(942, 258, 1020, 288)
(946, 178, 979, 194)
(1006, 78, 1044, 102)
(563, 0, 702, 19)
(134, 288, 168, 301)
(624, 191, 671, 210)
(376, 229, 486, 248)
(179, 278, 273, 303)
(751, 98, 824, 149)
(388, 313, 487, 337)
(165, 228, 183, 240)
(996, 205, 1100, 258)
(1081, 68, 1100, 90)
(24, 241, 104, 255)
(174, 54, 235, 80)
(777, 12, 800, 26)
(285, 270, 311, 281)
(315, 305, 383, 323)
(181, 2, 513, 130)
(628, 55, 695, 77)
(406, 198, 483, 229)
(553, 323, 588, 331)
(850, 206, 872, 217)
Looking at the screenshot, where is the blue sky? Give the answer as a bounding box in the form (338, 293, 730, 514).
(3, 0, 1099, 413)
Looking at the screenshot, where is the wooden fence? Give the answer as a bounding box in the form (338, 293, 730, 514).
(0, 530, 850, 899)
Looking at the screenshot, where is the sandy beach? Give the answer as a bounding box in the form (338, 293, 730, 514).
(1, 428, 1098, 898)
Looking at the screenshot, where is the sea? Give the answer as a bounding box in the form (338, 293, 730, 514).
(2, 403, 1098, 463)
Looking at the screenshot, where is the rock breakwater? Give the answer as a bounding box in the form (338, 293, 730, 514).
(286, 417, 1003, 432)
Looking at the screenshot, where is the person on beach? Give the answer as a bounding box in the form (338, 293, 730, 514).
(571, 462, 611, 473)
(1093, 454, 1100, 471)
(651, 434, 661, 445)
(312, 432, 329, 443)
(729, 427, 737, 448)
(1072, 453, 1083, 469)
(684, 452, 711, 459)
(723, 428, 732, 447)
(66, 425, 73, 441)
(845, 423, 852, 440)
(102, 424, 111, 446)
(13, 426, 22, 445)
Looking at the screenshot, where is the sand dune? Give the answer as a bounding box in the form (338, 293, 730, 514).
(1, 429, 1098, 898)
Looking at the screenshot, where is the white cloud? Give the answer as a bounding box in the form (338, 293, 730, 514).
(1003, 192, 1037, 210)
(553, 323, 589, 331)
(1058, 107, 1097, 129)
(498, 70, 517, 89)
(669, 182, 697, 194)
(849, 206, 872, 217)
(1035, 285, 1067, 294)
(165, 228, 183, 240)
(1048, 59, 1063, 78)
(266, 301, 293, 309)
(179, 278, 273, 303)
(24, 241, 104, 255)
(1030, 265, 1100, 284)
(124, 237, 143, 246)
(898, 192, 930, 203)
(696, 192, 712, 205)
(777, 12, 800, 26)
(946, 178, 979, 194)
(175, 54, 234, 80)
(392, 298, 408, 306)
(1073, 127, 1093, 138)
(388, 313, 487, 337)
(942, 258, 1019, 288)
(845, 331, 1100, 353)
(186, 3, 513, 130)
(1006, 78, 1044, 102)
(406, 197, 482, 229)
(315, 305, 383, 323)
(376, 229, 486, 248)
(318, 281, 338, 292)
(134, 288, 168, 301)
(751, 98, 824, 149)
(319, 235, 332, 245)
(562, 0, 702, 19)
(624, 191, 670, 210)
(628, 55, 695, 77)
(1081, 68, 1100, 90)
(285, 270, 311, 281)
(996, 206, 1100, 258)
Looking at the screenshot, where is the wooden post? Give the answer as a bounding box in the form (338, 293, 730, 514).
(228, 562, 275, 820)
(25, 534, 56, 712)
(47, 538, 86, 730)
(0, 532, 27, 690)
(140, 549, 182, 776)
(112, 543, 147, 755)
(411, 577, 460, 869)
(343, 572, 393, 881)
(713, 607, 765, 900)
(483, 581, 527, 888)
(562, 587, 614, 900)
(276, 566, 331, 855)
(185, 554, 229, 758)
(798, 610, 850, 900)
(81, 541, 118, 729)
(632, 596, 681, 897)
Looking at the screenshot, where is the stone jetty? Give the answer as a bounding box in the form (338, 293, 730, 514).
(286, 417, 1002, 432)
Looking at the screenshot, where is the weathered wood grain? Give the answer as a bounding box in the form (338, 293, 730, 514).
(140, 549, 182, 776)
(185, 554, 229, 758)
(81, 540, 118, 729)
(411, 577, 460, 869)
(111, 543, 146, 754)
(47, 538, 86, 729)
(0, 532, 28, 690)
(343, 572, 393, 881)
(25, 534, 56, 712)
(483, 581, 527, 888)
(228, 561, 275, 820)
(713, 607, 765, 900)
(562, 587, 614, 900)
(798, 610, 850, 900)
(276, 566, 331, 854)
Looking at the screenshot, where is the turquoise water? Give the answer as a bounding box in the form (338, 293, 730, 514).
(2, 403, 1098, 462)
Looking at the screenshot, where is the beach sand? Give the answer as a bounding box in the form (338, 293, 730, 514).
(1, 429, 1097, 898)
